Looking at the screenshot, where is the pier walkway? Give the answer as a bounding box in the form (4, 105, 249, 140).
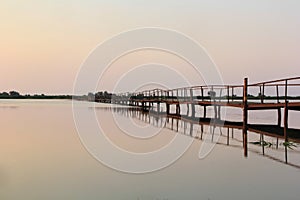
(98, 77, 300, 162)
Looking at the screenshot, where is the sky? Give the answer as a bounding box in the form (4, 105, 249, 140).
(0, 0, 300, 94)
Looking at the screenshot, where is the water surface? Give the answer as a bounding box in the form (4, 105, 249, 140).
(0, 100, 299, 200)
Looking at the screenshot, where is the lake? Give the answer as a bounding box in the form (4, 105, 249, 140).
(0, 99, 299, 200)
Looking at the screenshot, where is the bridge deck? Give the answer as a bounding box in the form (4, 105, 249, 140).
(134, 99, 300, 110)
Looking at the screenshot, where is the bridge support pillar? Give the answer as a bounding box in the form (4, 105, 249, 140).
(190, 123, 194, 136)
(191, 103, 195, 118)
(277, 108, 282, 126)
(176, 104, 180, 115)
(187, 104, 190, 116)
(166, 103, 170, 115)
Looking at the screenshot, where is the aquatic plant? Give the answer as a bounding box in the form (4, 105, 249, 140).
(282, 141, 297, 150)
(250, 141, 273, 147)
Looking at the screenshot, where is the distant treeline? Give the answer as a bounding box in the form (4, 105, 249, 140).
(0, 91, 72, 99)
(2, 90, 300, 101)
(0, 90, 114, 101)
(74, 91, 115, 103)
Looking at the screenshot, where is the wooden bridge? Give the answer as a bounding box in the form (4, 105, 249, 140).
(98, 77, 300, 163)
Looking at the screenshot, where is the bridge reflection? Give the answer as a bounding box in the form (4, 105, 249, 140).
(94, 106, 300, 169)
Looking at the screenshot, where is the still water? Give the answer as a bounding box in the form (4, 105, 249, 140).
(0, 99, 299, 200)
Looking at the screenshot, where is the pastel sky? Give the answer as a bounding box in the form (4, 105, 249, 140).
(1, 0, 300, 94)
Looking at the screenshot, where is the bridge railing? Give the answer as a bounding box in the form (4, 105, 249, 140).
(115, 77, 300, 105)
(248, 77, 300, 103)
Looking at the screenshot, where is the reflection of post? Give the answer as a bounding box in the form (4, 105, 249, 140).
(200, 124, 204, 140)
(190, 122, 193, 136)
(211, 126, 215, 142)
(243, 78, 248, 157)
(227, 127, 229, 145)
(261, 134, 265, 155)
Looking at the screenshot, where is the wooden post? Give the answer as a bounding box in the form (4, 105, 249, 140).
(276, 85, 280, 103)
(284, 80, 288, 164)
(284, 100, 289, 164)
(227, 86, 230, 103)
(190, 88, 193, 102)
(259, 86, 263, 103)
(262, 83, 265, 103)
(243, 78, 248, 157)
(219, 88, 223, 102)
(190, 88, 194, 117)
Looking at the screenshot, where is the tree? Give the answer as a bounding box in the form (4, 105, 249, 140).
(9, 91, 20, 97)
(87, 92, 95, 101)
(0, 92, 9, 97)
